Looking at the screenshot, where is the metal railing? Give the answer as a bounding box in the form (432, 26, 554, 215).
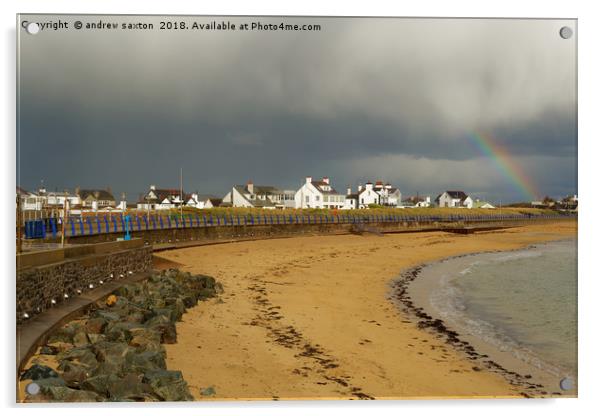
(22, 212, 575, 239)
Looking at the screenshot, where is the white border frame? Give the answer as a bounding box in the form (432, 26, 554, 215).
(3, 1, 599, 415)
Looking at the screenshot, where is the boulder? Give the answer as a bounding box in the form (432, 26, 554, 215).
(197, 288, 216, 301)
(46, 322, 83, 344)
(124, 312, 146, 324)
(113, 284, 140, 299)
(93, 341, 135, 367)
(106, 373, 153, 401)
(39, 345, 60, 355)
(104, 321, 138, 343)
(145, 315, 177, 344)
(20, 364, 58, 381)
(125, 350, 166, 373)
(57, 346, 98, 369)
(60, 362, 91, 388)
(73, 331, 89, 347)
(143, 370, 193, 401)
(82, 373, 121, 397)
(91, 310, 122, 322)
(181, 295, 197, 308)
(87, 333, 106, 344)
(46, 341, 74, 353)
(85, 317, 108, 334)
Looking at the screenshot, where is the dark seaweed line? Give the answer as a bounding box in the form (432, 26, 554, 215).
(388, 258, 561, 399)
(245, 281, 375, 400)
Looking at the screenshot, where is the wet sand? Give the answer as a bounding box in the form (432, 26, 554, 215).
(155, 220, 576, 400)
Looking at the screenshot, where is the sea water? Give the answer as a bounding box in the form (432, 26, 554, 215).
(429, 239, 577, 380)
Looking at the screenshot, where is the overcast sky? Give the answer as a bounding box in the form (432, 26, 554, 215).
(17, 16, 576, 203)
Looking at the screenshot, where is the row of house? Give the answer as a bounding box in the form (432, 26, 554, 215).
(18, 177, 499, 214)
(135, 177, 493, 211)
(16, 186, 124, 213)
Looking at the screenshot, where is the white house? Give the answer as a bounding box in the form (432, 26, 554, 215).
(343, 181, 403, 209)
(77, 188, 116, 210)
(436, 191, 474, 208)
(186, 193, 222, 209)
(222, 181, 295, 209)
(46, 191, 81, 208)
(401, 195, 432, 208)
(373, 181, 403, 207)
(473, 200, 496, 209)
(358, 182, 380, 208)
(17, 187, 45, 211)
(138, 185, 187, 210)
(294, 177, 346, 209)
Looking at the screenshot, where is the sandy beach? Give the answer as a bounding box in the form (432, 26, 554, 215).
(154, 220, 576, 400)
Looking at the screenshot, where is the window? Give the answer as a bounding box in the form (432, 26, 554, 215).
(305, 196, 309, 203)
(315, 195, 320, 201)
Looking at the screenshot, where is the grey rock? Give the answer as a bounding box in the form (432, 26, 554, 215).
(143, 370, 193, 401)
(20, 364, 58, 381)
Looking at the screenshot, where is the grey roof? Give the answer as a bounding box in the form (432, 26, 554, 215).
(403, 195, 428, 203)
(79, 189, 115, 201)
(141, 188, 190, 203)
(445, 190, 469, 201)
(208, 198, 223, 206)
(311, 181, 340, 195)
(196, 194, 219, 202)
(233, 185, 277, 208)
(16, 186, 32, 196)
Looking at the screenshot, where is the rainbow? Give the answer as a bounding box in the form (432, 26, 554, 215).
(469, 132, 539, 201)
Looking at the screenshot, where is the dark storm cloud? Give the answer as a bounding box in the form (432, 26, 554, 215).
(17, 16, 577, 202)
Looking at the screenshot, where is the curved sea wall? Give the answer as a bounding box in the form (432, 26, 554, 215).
(17, 239, 152, 324)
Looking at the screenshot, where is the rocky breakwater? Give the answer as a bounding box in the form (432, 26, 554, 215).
(19, 269, 222, 402)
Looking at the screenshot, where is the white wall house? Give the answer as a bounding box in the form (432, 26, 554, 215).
(358, 183, 381, 208)
(186, 193, 222, 209)
(436, 191, 474, 208)
(222, 181, 295, 209)
(343, 181, 403, 209)
(17, 187, 45, 211)
(137, 185, 186, 210)
(401, 195, 432, 208)
(46, 191, 81, 208)
(473, 200, 496, 209)
(294, 177, 346, 209)
(373, 181, 403, 207)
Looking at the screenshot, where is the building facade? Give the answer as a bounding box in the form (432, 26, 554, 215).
(294, 177, 346, 209)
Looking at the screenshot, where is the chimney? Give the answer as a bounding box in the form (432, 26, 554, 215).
(322, 177, 330, 184)
(358, 184, 362, 192)
(306, 176, 312, 184)
(150, 184, 156, 191)
(347, 187, 351, 195)
(247, 180, 254, 194)
(75, 186, 80, 196)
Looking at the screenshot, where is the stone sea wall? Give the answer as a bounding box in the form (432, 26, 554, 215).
(17, 240, 152, 324)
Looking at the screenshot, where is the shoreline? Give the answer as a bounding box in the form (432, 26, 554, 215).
(388, 239, 577, 398)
